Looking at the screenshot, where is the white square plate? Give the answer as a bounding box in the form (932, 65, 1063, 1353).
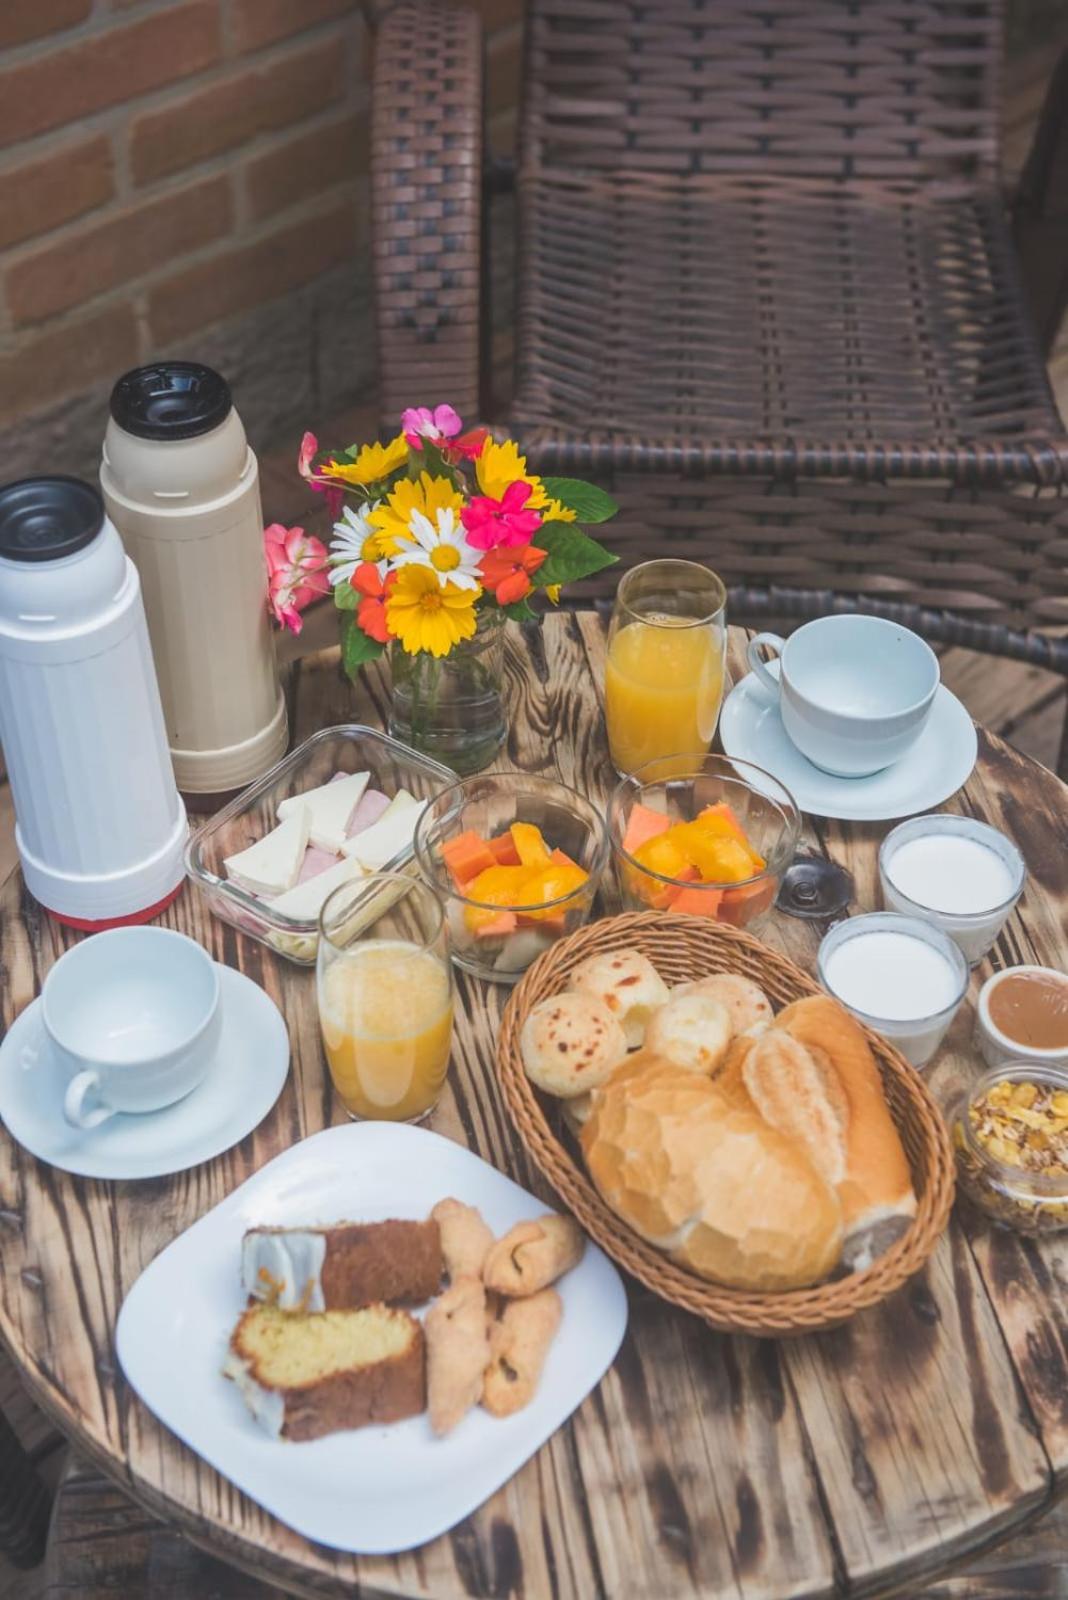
(116, 1121, 628, 1554)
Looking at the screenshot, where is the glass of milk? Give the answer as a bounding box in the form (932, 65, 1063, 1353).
(878, 814, 1025, 966)
(817, 912, 969, 1068)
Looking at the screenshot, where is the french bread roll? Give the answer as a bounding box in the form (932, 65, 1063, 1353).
(581, 1055, 843, 1291)
(741, 1031, 850, 1187)
(774, 995, 916, 1269)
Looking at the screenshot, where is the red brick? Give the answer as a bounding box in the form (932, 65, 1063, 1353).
(148, 200, 357, 343)
(7, 176, 233, 327)
(0, 0, 91, 49)
(0, 135, 114, 252)
(0, 304, 139, 425)
(245, 113, 368, 220)
(0, 3, 221, 151)
(231, 0, 353, 53)
(131, 38, 344, 185)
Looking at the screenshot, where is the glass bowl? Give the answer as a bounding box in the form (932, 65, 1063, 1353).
(413, 773, 609, 984)
(607, 754, 799, 927)
(953, 1062, 1068, 1235)
(185, 726, 456, 965)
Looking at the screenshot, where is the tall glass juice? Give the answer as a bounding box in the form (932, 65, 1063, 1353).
(317, 875, 453, 1122)
(605, 560, 727, 776)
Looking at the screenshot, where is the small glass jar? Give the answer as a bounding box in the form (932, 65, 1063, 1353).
(953, 1062, 1068, 1235)
(878, 813, 1025, 967)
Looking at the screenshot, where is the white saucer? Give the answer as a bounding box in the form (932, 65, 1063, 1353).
(720, 671, 978, 822)
(0, 965, 289, 1180)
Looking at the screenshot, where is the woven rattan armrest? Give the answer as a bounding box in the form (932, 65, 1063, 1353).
(1014, 44, 1068, 356)
(371, 0, 484, 435)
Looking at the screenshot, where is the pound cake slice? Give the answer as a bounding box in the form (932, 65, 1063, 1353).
(242, 1219, 442, 1311)
(223, 1303, 425, 1441)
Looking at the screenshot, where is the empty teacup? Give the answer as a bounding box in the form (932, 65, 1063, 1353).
(33, 927, 222, 1129)
(746, 615, 939, 777)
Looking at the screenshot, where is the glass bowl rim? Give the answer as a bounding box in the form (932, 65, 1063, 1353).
(607, 753, 800, 892)
(815, 911, 969, 1030)
(878, 813, 1026, 926)
(317, 869, 446, 954)
(413, 771, 611, 914)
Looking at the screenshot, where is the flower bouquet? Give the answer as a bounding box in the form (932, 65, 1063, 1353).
(298, 404, 619, 772)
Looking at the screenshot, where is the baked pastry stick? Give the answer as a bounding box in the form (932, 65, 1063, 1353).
(482, 1289, 562, 1417)
(482, 1214, 584, 1297)
(425, 1276, 491, 1436)
(431, 1198, 494, 1284)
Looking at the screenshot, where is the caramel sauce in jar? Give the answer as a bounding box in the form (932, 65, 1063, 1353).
(988, 971, 1068, 1051)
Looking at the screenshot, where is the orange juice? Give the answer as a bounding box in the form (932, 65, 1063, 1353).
(319, 939, 453, 1121)
(605, 616, 724, 775)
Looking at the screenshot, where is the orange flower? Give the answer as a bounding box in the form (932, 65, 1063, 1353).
(351, 561, 396, 643)
(478, 543, 547, 606)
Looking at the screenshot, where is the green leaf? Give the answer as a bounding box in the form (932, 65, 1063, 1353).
(341, 614, 385, 678)
(539, 477, 618, 523)
(534, 522, 618, 588)
(501, 597, 538, 622)
(332, 578, 357, 611)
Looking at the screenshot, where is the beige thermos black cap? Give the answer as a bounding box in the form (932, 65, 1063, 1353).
(101, 363, 287, 798)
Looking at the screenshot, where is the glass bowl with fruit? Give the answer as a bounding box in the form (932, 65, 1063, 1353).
(413, 773, 609, 983)
(608, 754, 800, 927)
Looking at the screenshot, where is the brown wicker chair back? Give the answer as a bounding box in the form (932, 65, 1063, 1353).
(521, 0, 1003, 184)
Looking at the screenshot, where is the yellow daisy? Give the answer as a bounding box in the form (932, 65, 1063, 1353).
(368, 471, 464, 551)
(321, 433, 408, 487)
(475, 439, 576, 524)
(385, 564, 480, 658)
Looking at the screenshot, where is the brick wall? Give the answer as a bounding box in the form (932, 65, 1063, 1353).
(0, 0, 522, 486)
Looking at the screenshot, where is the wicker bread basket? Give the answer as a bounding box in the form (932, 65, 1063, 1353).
(497, 911, 955, 1337)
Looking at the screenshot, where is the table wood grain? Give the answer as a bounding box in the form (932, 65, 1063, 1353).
(1, 614, 1067, 1600)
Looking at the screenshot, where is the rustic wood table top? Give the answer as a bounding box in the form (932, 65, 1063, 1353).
(2, 613, 1067, 1600)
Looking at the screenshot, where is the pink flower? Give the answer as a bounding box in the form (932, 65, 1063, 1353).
(402, 403, 462, 451)
(296, 431, 344, 521)
(264, 523, 330, 634)
(461, 481, 543, 550)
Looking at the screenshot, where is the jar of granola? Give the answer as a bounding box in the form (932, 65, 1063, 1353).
(953, 1064, 1068, 1235)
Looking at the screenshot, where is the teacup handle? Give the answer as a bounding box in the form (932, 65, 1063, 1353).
(746, 632, 786, 700)
(63, 1071, 115, 1131)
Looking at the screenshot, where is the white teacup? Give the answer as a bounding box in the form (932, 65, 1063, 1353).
(746, 614, 939, 777)
(32, 927, 221, 1130)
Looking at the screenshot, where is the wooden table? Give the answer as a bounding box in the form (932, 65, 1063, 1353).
(2, 614, 1067, 1600)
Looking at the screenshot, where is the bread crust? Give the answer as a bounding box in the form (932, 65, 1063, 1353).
(230, 1306, 426, 1442)
(644, 993, 732, 1075)
(425, 1276, 490, 1436)
(672, 974, 773, 1036)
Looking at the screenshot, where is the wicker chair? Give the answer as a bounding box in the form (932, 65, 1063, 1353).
(371, 0, 1068, 776)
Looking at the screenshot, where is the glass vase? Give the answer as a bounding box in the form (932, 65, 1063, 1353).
(388, 611, 507, 775)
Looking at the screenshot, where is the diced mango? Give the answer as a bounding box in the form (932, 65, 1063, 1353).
(519, 862, 589, 919)
(671, 824, 756, 884)
(622, 802, 671, 856)
(510, 821, 552, 870)
(466, 864, 538, 906)
(632, 832, 692, 881)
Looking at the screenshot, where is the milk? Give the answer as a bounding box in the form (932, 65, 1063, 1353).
(879, 815, 1025, 966)
(818, 913, 967, 1068)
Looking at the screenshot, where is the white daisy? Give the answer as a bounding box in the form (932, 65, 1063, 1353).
(328, 501, 384, 586)
(390, 506, 483, 591)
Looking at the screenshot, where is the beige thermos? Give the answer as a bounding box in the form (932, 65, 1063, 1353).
(101, 363, 287, 798)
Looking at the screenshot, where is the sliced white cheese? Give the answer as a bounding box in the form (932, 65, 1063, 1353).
(223, 807, 310, 898)
(340, 790, 427, 871)
(278, 771, 370, 853)
(269, 853, 366, 922)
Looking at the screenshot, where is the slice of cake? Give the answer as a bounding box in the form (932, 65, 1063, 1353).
(242, 1219, 442, 1311)
(223, 1303, 425, 1441)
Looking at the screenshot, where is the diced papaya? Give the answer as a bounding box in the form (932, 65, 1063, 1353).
(632, 831, 691, 881)
(628, 862, 698, 910)
(441, 830, 497, 889)
(470, 910, 518, 939)
(487, 831, 522, 867)
(622, 802, 671, 857)
(719, 877, 776, 926)
(550, 846, 581, 871)
(510, 821, 552, 870)
(668, 885, 724, 917)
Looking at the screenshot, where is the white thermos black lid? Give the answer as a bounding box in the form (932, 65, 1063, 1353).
(109, 361, 232, 442)
(0, 475, 104, 563)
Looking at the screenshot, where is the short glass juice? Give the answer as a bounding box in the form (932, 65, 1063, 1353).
(317, 873, 453, 1122)
(605, 560, 727, 776)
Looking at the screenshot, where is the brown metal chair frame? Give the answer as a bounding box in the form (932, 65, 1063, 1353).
(371, 0, 1068, 777)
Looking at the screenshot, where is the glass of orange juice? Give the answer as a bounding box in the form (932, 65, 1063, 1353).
(605, 559, 727, 776)
(316, 873, 454, 1122)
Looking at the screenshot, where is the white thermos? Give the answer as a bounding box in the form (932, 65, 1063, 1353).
(0, 476, 187, 929)
(101, 362, 287, 799)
